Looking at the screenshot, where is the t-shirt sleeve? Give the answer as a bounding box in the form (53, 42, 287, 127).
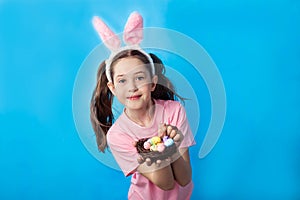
(107, 129, 139, 177)
(169, 101, 196, 149)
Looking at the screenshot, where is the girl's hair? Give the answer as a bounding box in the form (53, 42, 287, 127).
(90, 50, 183, 152)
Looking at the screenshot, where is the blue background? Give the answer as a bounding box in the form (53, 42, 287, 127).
(1, 0, 299, 199)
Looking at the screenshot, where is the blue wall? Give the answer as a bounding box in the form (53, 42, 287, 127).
(1, 0, 299, 199)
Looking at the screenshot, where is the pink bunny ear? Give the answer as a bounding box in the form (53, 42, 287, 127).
(92, 16, 121, 51)
(123, 11, 143, 45)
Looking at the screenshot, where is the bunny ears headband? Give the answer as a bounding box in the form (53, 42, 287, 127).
(92, 11, 155, 82)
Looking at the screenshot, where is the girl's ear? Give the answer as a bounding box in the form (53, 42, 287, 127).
(151, 75, 158, 91)
(107, 82, 116, 95)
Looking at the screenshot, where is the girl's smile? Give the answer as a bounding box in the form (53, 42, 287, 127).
(128, 94, 142, 101)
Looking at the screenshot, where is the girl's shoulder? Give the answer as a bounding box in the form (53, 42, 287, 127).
(155, 99, 182, 110)
(155, 99, 187, 125)
(106, 120, 132, 146)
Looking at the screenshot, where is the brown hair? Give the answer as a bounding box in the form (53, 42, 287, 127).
(90, 49, 183, 152)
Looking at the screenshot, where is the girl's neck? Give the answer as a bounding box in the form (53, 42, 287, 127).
(125, 100, 155, 127)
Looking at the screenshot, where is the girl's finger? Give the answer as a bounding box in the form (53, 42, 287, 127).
(158, 123, 167, 137)
(170, 129, 177, 138)
(156, 160, 161, 167)
(173, 133, 181, 142)
(166, 157, 171, 162)
(137, 157, 145, 164)
(167, 125, 173, 135)
(145, 158, 152, 166)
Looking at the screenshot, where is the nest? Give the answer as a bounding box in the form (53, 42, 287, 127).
(136, 137, 177, 162)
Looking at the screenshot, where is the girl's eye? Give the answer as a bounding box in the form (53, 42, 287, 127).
(136, 76, 145, 81)
(118, 79, 126, 84)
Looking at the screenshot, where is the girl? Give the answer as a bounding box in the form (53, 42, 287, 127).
(90, 12, 195, 200)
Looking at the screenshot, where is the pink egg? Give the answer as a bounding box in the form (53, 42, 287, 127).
(157, 143, 165, 152)
(143, 142, 151, 149)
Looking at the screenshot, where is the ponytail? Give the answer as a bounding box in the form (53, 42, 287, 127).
(90, 62, 113, 152)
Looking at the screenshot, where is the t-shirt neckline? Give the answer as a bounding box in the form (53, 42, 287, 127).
(122, 99, 159, 129)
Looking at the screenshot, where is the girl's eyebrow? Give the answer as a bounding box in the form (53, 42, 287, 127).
(134, 71, 146, 75)
(115, 71, 146, 79)
(116, 74, 125, 78)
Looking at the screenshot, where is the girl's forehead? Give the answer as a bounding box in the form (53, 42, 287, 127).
(113, 57, 148, 74)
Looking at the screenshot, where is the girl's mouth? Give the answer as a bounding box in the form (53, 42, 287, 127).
(128, 95, 142, 100)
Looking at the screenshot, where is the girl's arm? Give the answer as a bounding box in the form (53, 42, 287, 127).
(136, 148, 192, 190)
(137, 159, 175, 190)
(161, 124, 192, 186)
(171, 148, 192, 186)
(136, 125, 192, 190)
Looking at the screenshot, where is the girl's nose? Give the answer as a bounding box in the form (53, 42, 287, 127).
(128, 80, 138, 92)
(129, 87, 138, 92)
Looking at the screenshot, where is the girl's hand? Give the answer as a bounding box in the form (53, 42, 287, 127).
(158, 123, 184, 147)
(133, 123, 184, 167)
(137, 157, 167, 167)
(133, 141, 168, 167)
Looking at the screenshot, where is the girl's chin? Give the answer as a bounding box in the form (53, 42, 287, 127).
(125, 101, 146, 110)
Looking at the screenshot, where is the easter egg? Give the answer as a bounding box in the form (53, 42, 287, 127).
(157, 143, 165, 152)
(163, 136, 169, 142)
(143, 142, 151, 149)
(147, 138, 153, 145)
(164, 138, 174, 147)
(150, 144, 158, 151)
(151, 136, 161, 144)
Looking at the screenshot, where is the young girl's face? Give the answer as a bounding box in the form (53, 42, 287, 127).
(108, 57, 157, 111)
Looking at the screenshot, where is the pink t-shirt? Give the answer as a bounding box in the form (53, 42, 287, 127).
(107, 99, 196, 200)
